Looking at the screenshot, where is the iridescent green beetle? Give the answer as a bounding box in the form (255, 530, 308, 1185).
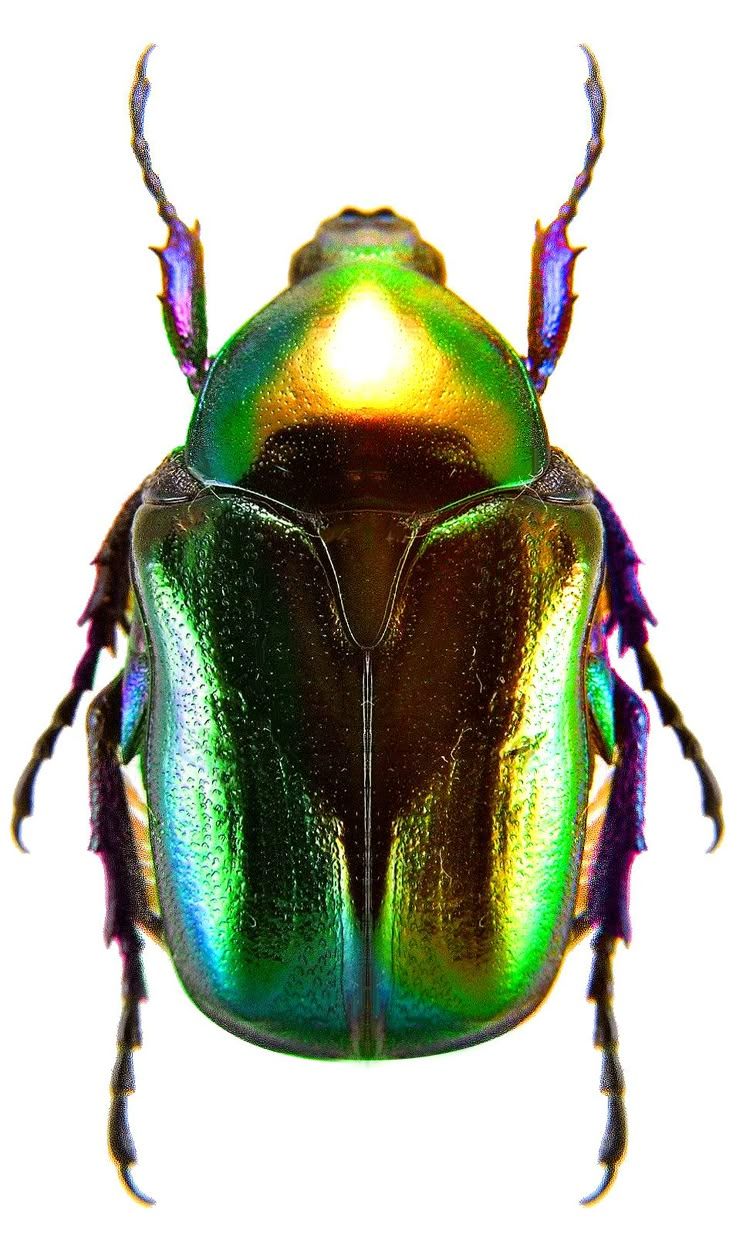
(12, 46, 722, 1206)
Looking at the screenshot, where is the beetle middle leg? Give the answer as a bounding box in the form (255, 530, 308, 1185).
(87, 673, 161, 1205)
(11, 483, 146, 850)
(594, 488, 724, 850)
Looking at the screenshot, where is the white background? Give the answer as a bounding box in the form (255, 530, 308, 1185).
(1, 2, 733, 1237)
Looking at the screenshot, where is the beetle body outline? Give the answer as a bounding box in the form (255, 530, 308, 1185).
(11, 41, 724, 1211)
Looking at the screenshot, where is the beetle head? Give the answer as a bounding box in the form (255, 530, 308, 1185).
(289, 208, 446, 286)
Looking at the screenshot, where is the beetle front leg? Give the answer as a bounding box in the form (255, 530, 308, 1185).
(87, 674, 159, 1205)
(11, 484, 146, 850)
(524, 47, 605, 396)
(130, 47, 211, 393)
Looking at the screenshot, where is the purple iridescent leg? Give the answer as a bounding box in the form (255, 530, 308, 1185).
(581, 671, 649, 1204)
(594, 488, 723, 849)
(130, 47, 210, 393)
(579, 488, 724, 1203)
(12, 474, 163, 1198)
(524, 47, 605, 395)
(87, 674, 161, 1205)
(11, 484, 146, 850)
(588, 672, 649, 945)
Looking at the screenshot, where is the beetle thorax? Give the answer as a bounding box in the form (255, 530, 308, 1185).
(186, 243, 548, 510)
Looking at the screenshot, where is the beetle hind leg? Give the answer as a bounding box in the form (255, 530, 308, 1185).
(110, 934, 153, 1206)
(580, 932, 626, 1205)
(577, 669, 649, 1200)
(87, 674, 160, 1205)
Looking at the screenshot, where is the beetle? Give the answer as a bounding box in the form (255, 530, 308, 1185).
(11, 44, 723, 1208)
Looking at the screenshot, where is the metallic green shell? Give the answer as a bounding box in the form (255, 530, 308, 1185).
(185, 262, 548, 502)
(130, 488, 603, 1058)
